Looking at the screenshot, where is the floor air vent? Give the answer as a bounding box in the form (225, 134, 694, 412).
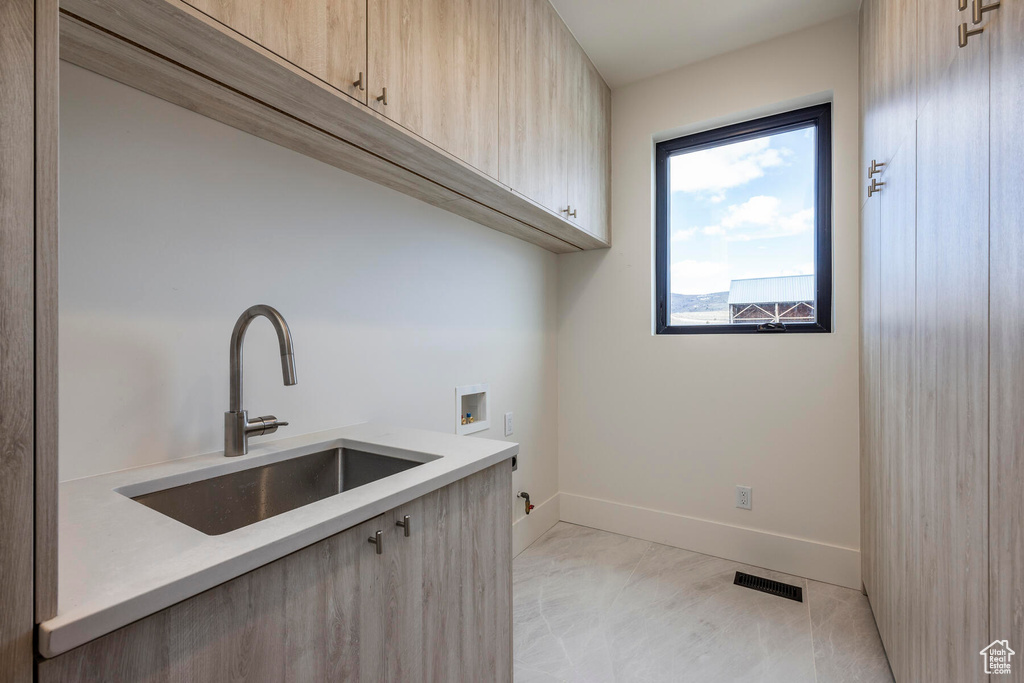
(734, 571, 803, 602)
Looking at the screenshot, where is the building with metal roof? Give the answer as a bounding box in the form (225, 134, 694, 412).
(727, 274, 815, 323)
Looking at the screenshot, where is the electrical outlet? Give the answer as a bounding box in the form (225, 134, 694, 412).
(736, 486, 752, 510)
(504, 412, 514, 437)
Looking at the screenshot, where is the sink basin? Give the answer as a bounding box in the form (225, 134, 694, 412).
(130, 448, 428, 535)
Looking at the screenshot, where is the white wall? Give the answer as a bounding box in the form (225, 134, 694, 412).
(556, 15, 862, 588)
(58, 63, 559, 551)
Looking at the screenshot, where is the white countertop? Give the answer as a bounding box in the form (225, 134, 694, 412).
(39, 423, 518, 658)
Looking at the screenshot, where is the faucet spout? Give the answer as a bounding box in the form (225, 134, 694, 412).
(229, 304, 297, 413)
(225, 305, 297, 456)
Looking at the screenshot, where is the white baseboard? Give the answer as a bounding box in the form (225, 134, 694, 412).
(559, 492, 861, 590)
(512, 492, 561, 557)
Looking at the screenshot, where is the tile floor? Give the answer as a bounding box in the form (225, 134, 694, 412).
(513, 523, 894, 683)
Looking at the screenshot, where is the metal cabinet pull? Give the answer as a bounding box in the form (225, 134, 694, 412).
(376, 87, 388, 105)
(396, 514, 411, 537)
(353, 72, 365, 91)
(368, 530, 383, 554)
(959, 0, 968, 10)
(972, 0, 1000, 23)
(868, 159, 886, 179)
(868, 179, 885, 198)
(562, 206, 577, 219)
(569, 207, 577, 219)
(958, 22, 984, 47)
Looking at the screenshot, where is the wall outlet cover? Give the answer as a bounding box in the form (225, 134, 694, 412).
(736, 485, 752, 510)
(504, 412, 513, 436)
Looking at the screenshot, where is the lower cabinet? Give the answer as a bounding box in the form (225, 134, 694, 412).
(38, 463, 512, 683)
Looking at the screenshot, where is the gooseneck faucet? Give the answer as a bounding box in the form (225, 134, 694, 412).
(224, 305, 297, 457)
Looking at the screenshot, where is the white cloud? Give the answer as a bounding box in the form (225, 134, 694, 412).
(670, 138, 786, 195)
(722, 195, 779, 227)
(670, 260, 730, 295)
(781, 262, 815, 276)
(671, 227, 698, 242)
(700, 196, 813, 242)
(737, 262, 815, 280)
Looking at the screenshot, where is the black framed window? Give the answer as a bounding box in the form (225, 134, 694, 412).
(655, 104, 832, 335)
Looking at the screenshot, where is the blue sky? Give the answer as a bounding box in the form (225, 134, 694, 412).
(668, 126, 816, 295)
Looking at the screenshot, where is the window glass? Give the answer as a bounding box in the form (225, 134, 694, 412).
(655, 104, 832, 335)
(668, 128, 816, 326)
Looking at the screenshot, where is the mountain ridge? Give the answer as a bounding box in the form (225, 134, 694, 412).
(671, 291, 729, 314)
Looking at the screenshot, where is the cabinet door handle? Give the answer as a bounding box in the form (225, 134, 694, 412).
(368, 530, 383, 554)
(959, 0, 968, 10)
(958, 22, 984, 47)
(868, 159, 886, 178)
(569, 207, 577, 219)
(396, 514, 411, 537)
(376, 87, 388, 105)
(972, 0, 1000, 24)
(353, 72, 365, 91)
(868, 179, 885, 198)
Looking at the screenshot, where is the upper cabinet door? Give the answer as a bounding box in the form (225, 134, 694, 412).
(367, 0, 500, 178)
(184, 0, 368, 103)
(568, 54, 611, 243)
(498, 0, 570, 215)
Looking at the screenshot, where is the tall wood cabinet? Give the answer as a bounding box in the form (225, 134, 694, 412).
(988, 0, 1024, 674)
(38, 464, 513, 682)
(916, 34, 990, 683)
(860, 0, 1021, 680)
(0, 0, 43, 679)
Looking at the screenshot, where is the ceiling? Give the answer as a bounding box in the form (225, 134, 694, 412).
(548, 0, 860, 88)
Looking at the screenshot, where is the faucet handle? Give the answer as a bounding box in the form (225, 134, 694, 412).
(247, 415, 288, 437)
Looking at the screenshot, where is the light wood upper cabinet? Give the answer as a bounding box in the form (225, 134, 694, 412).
(368, 0, 500, 178)
(500, 0, 610, 241)
(185, 0, 368, 103)
(498, 0, 570, 215)
(66, 0, 610, 251)
(569, 55, 611, 242)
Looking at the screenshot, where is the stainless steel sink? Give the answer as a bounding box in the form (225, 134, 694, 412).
(130, 448, 427, 535)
